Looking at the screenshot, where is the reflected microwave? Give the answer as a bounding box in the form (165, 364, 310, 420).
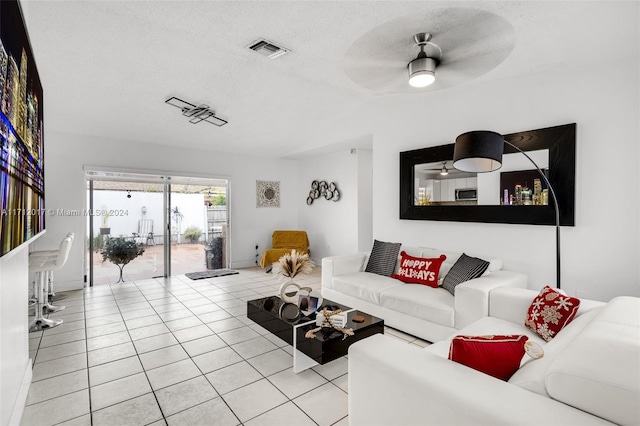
(455, 188, 477, 201)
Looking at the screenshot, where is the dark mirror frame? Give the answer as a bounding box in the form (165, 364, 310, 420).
(400, 123, 576, 226)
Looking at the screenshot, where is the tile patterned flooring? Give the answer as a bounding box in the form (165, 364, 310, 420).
(24, 267, 430, 426)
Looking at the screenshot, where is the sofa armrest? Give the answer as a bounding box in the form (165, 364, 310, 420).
(454, 270, 527, 329)
(349, 334, 612, 426)
(321, 253, 368, 290)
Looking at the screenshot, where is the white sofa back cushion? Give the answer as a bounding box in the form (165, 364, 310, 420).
(489, 287, 605, 324)
(508, 307, 601, 396)
(545, 297, 640, 426)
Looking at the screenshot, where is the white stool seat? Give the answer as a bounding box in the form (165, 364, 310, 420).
(29, 233, 74, 332)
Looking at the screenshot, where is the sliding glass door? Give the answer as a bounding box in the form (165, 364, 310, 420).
(86, 171, 229, 285)
(167, 176, 229, 277)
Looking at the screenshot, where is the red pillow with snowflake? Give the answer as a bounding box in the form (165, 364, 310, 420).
(392, 251, 446, 288)
(525, 286, 581, 341)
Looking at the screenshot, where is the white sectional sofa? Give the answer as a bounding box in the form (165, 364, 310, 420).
(349, 287, 640, 426)
(321, 247, 527, 342)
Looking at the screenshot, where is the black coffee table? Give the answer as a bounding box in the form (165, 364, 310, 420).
(247, 296, 384, 372)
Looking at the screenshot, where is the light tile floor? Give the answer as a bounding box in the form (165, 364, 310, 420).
(23, 267, 430, 426)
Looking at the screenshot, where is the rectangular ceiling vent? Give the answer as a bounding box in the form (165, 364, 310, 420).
(247, 39, 290, 59)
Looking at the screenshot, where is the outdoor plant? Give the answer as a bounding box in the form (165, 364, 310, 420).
(101, 237, 145, 283)
(183, 226, 203, 243)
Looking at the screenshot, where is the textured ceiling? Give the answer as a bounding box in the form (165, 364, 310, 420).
(21, 1, 639, 159)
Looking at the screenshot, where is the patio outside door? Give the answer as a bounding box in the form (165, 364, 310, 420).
(86, 171, 229, 285)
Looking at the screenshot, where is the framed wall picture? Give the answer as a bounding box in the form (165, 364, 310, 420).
(0, 0, 45, 256)
(256, 180, 280, 208)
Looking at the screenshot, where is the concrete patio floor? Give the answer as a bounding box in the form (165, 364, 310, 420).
(90, 243, 236, 286)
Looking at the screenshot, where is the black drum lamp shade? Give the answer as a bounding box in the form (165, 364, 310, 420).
(452, 129, 562, 289)
(453, 131, 505, 173)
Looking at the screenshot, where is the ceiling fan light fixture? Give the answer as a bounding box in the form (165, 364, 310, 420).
(408, 33, 438, 88)
(408, 56, 437, 87)
(440, 164, 449, 175)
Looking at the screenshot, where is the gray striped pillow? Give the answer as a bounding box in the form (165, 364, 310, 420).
(442, 253, 490, 295)
(365, 240, 401, 277)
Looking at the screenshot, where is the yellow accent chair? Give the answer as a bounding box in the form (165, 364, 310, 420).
(259, 230, 310, 269)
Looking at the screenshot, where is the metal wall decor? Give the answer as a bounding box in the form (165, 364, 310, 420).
(307, 181, 340, 205)
(256, 180, 280, 208)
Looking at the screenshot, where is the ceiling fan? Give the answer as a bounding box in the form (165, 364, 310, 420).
(341, 8, 516, 94)
(423, 161, 450, 176)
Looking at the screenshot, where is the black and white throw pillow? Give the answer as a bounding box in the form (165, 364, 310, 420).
(365, 240, 402, 277)
(442, 253, 490, 295)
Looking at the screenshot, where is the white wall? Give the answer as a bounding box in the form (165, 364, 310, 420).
(357, 149, 373, 251)
(298, 148, 373, 263)
(91, 191, 207, 243)
(370, 59, 639, 302)
(32, 132, 299, 289)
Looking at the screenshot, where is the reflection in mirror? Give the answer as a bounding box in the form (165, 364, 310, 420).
(481, 149, 549, 205)
(414, 149, 549, 207)
(413, 161, 477, 206)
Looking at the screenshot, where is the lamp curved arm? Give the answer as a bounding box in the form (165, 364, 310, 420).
(503, 140, 561, 289)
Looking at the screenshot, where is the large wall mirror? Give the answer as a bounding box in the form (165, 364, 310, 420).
(399, 123, 575, 226)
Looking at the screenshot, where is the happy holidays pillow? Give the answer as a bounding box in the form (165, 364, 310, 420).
(448, 335, 531, 381)
(524, 286, 580, 342)
(392, 251, 446, 288)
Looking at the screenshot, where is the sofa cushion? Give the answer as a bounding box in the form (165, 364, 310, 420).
(365, 239, 401, 277)
(426, 316, 546, 359)
(379, 285, 455, 327)
(525, 286, 580, 342)
(545, 297, 640, 426)
(442, 253, 490, 295)
(449, 335, 530, 381)
(508, 307, 600, 397)
(332, 272, 403, 305)
(420, 248, 502, 278)
(392, 252, 447, 288)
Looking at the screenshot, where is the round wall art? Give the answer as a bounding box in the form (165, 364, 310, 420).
(307, 180, 340, 205)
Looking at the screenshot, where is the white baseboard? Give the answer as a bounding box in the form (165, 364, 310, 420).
(9, 360, 32, 426)
(53, 280, 85, 292)
(231, 260, 260, 269)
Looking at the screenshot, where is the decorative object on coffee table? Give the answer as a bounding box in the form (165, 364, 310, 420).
(273, 249, 318, 308)
(305, 307, 354, 339)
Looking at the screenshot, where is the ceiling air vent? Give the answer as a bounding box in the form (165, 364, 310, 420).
(247, 39, 290, 59)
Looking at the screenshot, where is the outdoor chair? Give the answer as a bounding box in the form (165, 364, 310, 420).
(132, 219, 155, 245)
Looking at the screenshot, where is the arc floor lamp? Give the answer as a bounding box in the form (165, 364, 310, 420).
(453, 131, 561, 289)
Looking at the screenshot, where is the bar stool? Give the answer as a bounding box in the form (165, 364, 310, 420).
(30, 233, 74, 304)
(29, 234, 73, 332)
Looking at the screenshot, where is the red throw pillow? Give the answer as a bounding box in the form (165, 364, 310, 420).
(448, 335, 529, 381)
(392, 252, 446, 288)
(525, 286, 580, 342)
